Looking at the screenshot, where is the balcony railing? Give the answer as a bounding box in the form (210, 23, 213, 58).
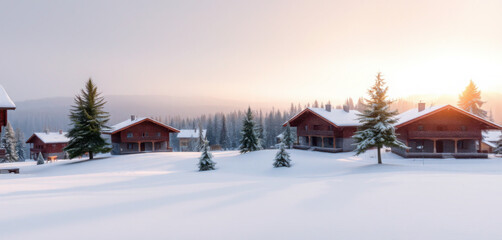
(297, 130, 335, 137)
(124, 136, 167, 142)
(408, 131, 481, 139)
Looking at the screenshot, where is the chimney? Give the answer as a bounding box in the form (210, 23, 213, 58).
(343, 105, 349, 113)
(131, 115, 136, 121)
(44, 128, 49, 134)
(59, 130, 63, 135)
(325, 103, 332, 112)
(418, 102, 426, 112)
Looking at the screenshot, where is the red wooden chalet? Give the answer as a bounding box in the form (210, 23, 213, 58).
(26, 130, 69, 159)
(283, 104, 361, 153)
(392, 103, 502, 158)
(103, 115, 180, 155)
(0, 85, 16, 159)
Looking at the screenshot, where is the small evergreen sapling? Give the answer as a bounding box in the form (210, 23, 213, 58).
(2, 122, 19, 162)
(353, 73, 408, 164)
(199, 138, 216, 171)
(273, 143, 291, 168)
(282, 123, 294, 149)
(36, 153, 45, 165)
(239, 107, 261, 153)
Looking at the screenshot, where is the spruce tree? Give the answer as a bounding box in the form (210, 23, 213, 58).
(198, 138, 216, 171)
(197, 122, 205, 152)
(239, 107, 261, 153)
(458, 80, 487, 118)
(282, 123, 294, 149)
(273, 143, 291, 168)
(64, 79, 111, 159)
(2, 122, 19, 162)
(15, 128, 25, 162)
(36, 153, 44, 165)
(353, 73, 408, 164)
(219, 115, 230, 150)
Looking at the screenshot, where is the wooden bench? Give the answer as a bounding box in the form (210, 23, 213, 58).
(0, 168, 19, 174)
(47, 156, 57, 163)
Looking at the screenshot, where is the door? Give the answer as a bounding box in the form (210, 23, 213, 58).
(436, 141, 444, 153)
(140, 142, 146, 152)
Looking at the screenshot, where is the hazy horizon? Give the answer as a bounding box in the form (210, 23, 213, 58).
(2, 0, 502, 103)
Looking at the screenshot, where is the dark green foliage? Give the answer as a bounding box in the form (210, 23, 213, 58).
(353, 73, 408, 164)
(239, 107, 261, 153)
(64, 79, 111, 159)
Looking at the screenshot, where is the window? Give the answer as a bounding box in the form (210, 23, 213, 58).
(460, 126, 467, 131)
(417, 125, 424, 131)
(127, 132, 133, 138)
(127, 143, 134, 149)
(304, 125, 308, 131)
(143, 132, 148, 137)
(328, 125, 333, 131)
(157, 132, 161, 137)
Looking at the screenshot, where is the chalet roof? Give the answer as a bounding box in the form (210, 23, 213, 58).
(483, 130, 502, 142)
(26, 132, 69, 144)
(395, 104, 502, 129)
(103, 117, 180, 134)
(177, 129, 207, 139)
(284, 107, 361, 127)
(0, 85, 16, 109)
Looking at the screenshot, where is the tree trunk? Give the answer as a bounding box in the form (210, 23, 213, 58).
(377, 146, 382, 164)
(89, 151, 94, 160)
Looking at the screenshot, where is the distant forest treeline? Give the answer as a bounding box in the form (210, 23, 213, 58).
(7, 94, 501, 150)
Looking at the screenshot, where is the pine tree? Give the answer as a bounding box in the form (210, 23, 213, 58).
(15, 128, 25, 161)
(64, 79, 111, 159)
(198, 138, 216, 171)
(239, 107, 261, 153)
(219, 115, 230, 150)
(353, 73, 408, 164)
(2, 122, 19, 162)
(197, 122, 205, 152)
(282, 123, 294, 149)
(273, 143, 291, 168)
(458, 80, 487, 118)
(37, 153, 45, 165)
(355, 97, 365, 112)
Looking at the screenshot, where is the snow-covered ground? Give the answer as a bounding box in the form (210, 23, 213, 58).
(1, 150, 502, 240)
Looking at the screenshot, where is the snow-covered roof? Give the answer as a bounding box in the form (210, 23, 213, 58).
(285, 107, 361, 127)
(177, 129, 207, 139)
(276, 133, 284, 140)
(27, 132, 70, 144)
(0, 85, 16, 109)
(103, 117, 180, 134)
(395, 105, 447, 126)
(483, 130, 502, 142)
(395, 105, 502, 129)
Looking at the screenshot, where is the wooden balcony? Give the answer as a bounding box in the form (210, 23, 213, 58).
(408, 131, 481, 139)
(297, 130, 335, 137)
(123, 136, 167, 142)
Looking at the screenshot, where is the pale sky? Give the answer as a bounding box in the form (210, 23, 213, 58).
(1, 0, 502, 104)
